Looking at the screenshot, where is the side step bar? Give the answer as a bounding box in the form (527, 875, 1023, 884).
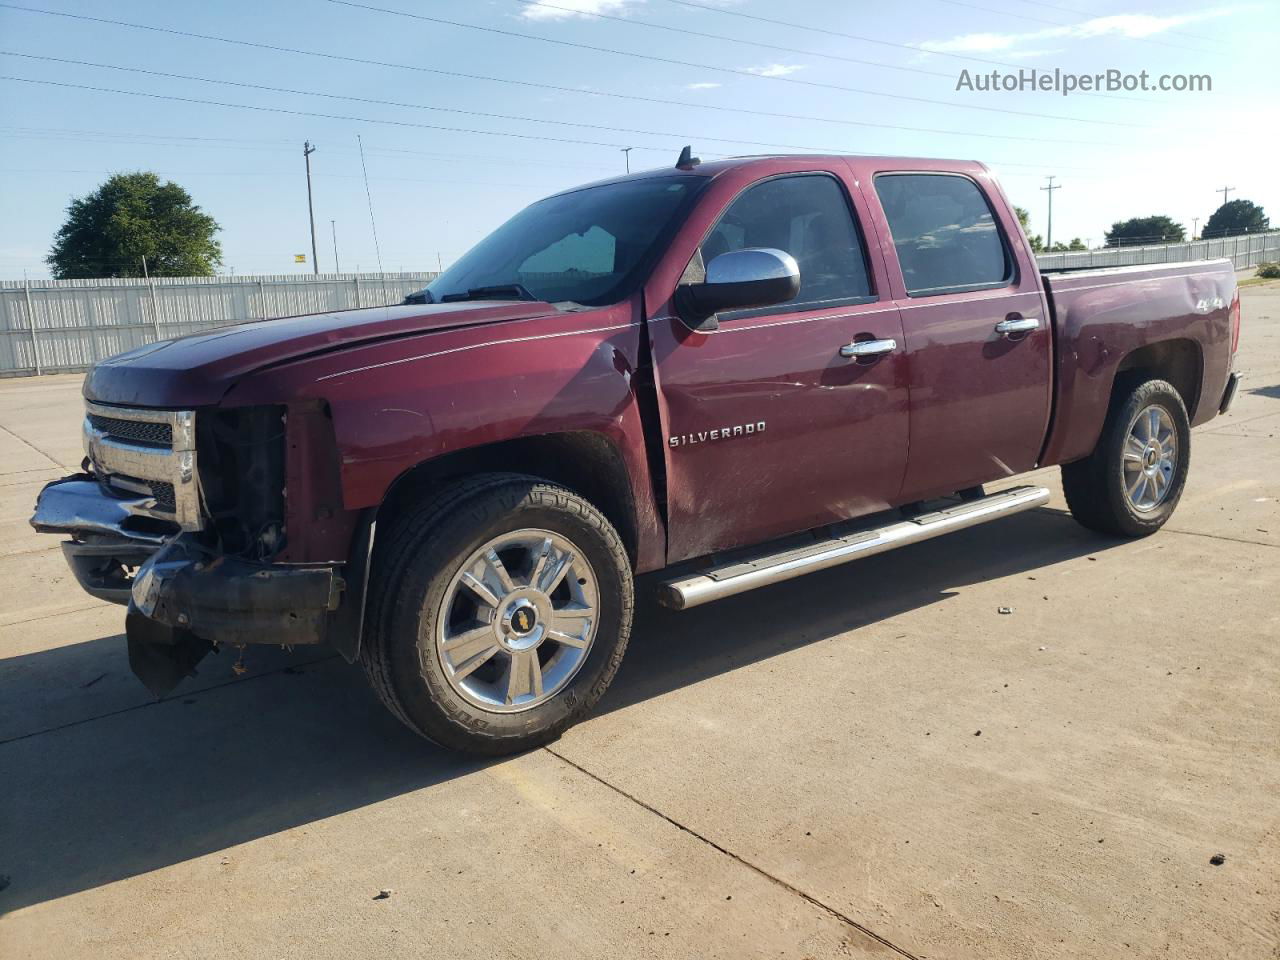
(659, 485, 1051, 610)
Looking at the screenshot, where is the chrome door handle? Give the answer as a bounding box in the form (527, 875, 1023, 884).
(839, 338, 897, 359)
(995, 316, 1040, 337)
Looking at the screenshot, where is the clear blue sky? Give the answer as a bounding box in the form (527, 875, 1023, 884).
(0, 0, 1275, 278)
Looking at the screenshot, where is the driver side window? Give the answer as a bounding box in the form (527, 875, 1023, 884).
(695, 174, 873, 311)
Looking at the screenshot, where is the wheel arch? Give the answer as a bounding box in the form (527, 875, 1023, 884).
(1111, 337, 1204, 419)
(375, 430, 642, 570)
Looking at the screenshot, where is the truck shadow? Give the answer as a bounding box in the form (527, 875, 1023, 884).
(0, 508, 1115, 913)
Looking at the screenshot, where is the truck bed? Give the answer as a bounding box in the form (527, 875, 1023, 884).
(1038, 258, 1237, 467)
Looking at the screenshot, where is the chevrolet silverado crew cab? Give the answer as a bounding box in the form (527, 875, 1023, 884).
(31, 152, 1241, 755)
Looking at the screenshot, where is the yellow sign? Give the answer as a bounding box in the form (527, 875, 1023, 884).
(294, 254, 306, 263)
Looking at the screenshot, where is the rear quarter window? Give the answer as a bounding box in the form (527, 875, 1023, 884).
(874, 173, 1014, 297)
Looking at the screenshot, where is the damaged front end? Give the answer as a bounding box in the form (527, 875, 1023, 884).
(31, 402, 348, 696)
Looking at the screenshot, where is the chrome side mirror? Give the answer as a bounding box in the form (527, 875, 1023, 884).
(677, 248, 801, 329)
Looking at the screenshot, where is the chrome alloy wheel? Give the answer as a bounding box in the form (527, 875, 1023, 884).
(436, 529, 598, 713)
(1122, 404, 1178, 512)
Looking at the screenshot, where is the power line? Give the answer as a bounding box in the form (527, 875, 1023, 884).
(323, 0, 1144, 128)
(516, 0, 961, 78)
(651, 0, 1048, 69)
(0, 74, 1112, 173)
(0, 7, 1132, 145)
(511, 0, 1152, 104)
(0, 168, 571, 189)
(0, 75, 663, 152)
(0, 51, 1125, 157)
(0, 126, 620, 170)
(357, 134, 383, 274)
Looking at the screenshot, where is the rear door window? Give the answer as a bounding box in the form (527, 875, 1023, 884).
(874, 174, 1013, 296)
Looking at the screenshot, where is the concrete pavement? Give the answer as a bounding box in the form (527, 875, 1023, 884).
(1, 286, 1277, 959)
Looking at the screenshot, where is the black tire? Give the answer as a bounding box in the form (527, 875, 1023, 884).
(1061, 378, 1191, 537)
(360, 473, 633, 755)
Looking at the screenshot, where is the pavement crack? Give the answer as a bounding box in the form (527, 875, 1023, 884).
(0, 602, 107, 629)
(1034, 507, 1278, 549)
(2, 543, 66, 559)
(0, 653, 339, 747)
(544, 745, 923, 960)
(0, 421, 70, 471)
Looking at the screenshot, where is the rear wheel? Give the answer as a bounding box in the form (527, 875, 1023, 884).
(1061, 378, 1190, 537)
(361, 474, 633, 755)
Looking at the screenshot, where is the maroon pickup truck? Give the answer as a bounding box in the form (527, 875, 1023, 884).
(31, 152, 1241, 754)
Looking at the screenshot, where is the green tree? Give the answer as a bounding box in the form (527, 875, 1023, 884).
(1104, 216, 1185, 248)
(1014, 206, 1031, 230)
(1203, 199, 1269, 239)
(47, 172, 222, 279)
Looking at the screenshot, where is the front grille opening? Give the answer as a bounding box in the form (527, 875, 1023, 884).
(97, 472, 176, 516)
(148, 481, 176, 513)
(88, 414, 173, 448)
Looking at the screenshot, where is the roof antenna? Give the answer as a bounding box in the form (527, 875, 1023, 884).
(675, 145, 701, 171)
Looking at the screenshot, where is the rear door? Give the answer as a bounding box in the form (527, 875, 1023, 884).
(868, 168, 1052, 501)
(646, 163, 909, 562)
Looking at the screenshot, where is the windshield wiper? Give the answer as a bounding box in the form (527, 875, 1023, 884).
(439, 283, 537, 303)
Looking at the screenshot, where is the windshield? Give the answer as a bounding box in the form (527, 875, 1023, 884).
(425, 176, 706, 307)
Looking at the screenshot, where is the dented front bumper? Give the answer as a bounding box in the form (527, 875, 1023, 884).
(32, 475, 344, 695)
(31, 477, 169, 603)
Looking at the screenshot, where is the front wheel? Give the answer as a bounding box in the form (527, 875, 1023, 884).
(360, 474, 634, 755)
(1061, 378, 1191, 537)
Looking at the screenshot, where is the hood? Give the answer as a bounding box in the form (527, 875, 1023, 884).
(83, 300, 556, 408)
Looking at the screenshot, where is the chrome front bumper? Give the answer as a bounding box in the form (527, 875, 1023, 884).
(31, 477, 168, 604)
(32, 474, 343, 695)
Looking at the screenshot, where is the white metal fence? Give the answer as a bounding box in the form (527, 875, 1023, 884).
(3, 230, 1279, 377)
(0, 272, 436, 377)
(1035, 229, 1280, 271)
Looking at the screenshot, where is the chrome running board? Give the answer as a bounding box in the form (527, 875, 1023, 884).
(659, 485, 1051, 610)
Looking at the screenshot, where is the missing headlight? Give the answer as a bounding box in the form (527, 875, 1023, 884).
(196, 405, 286, 559)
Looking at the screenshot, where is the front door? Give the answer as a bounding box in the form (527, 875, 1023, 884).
(648, 168, 910, 563)
(870, 170, 1053, 501)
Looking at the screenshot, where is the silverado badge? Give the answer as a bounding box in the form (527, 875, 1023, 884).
(669, 421, 766, 448)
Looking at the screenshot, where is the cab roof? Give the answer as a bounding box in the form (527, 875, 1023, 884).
(548, 154, 991, 199)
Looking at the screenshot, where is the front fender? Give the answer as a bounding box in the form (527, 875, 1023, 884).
(222, 303, 663, 569)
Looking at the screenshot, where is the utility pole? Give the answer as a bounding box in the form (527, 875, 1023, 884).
(621, 147, 632, 173)
(1217, 185, 1234, 208)
(330, 219, 340, 274)
(303, 141, 319, 275)
(1191, 217, 1200, 241)
(1041, 176, 1062, 250)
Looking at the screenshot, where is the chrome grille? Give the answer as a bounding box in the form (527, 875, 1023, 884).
(83, 402, 202, 531)
(86, 414, 173, 448)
